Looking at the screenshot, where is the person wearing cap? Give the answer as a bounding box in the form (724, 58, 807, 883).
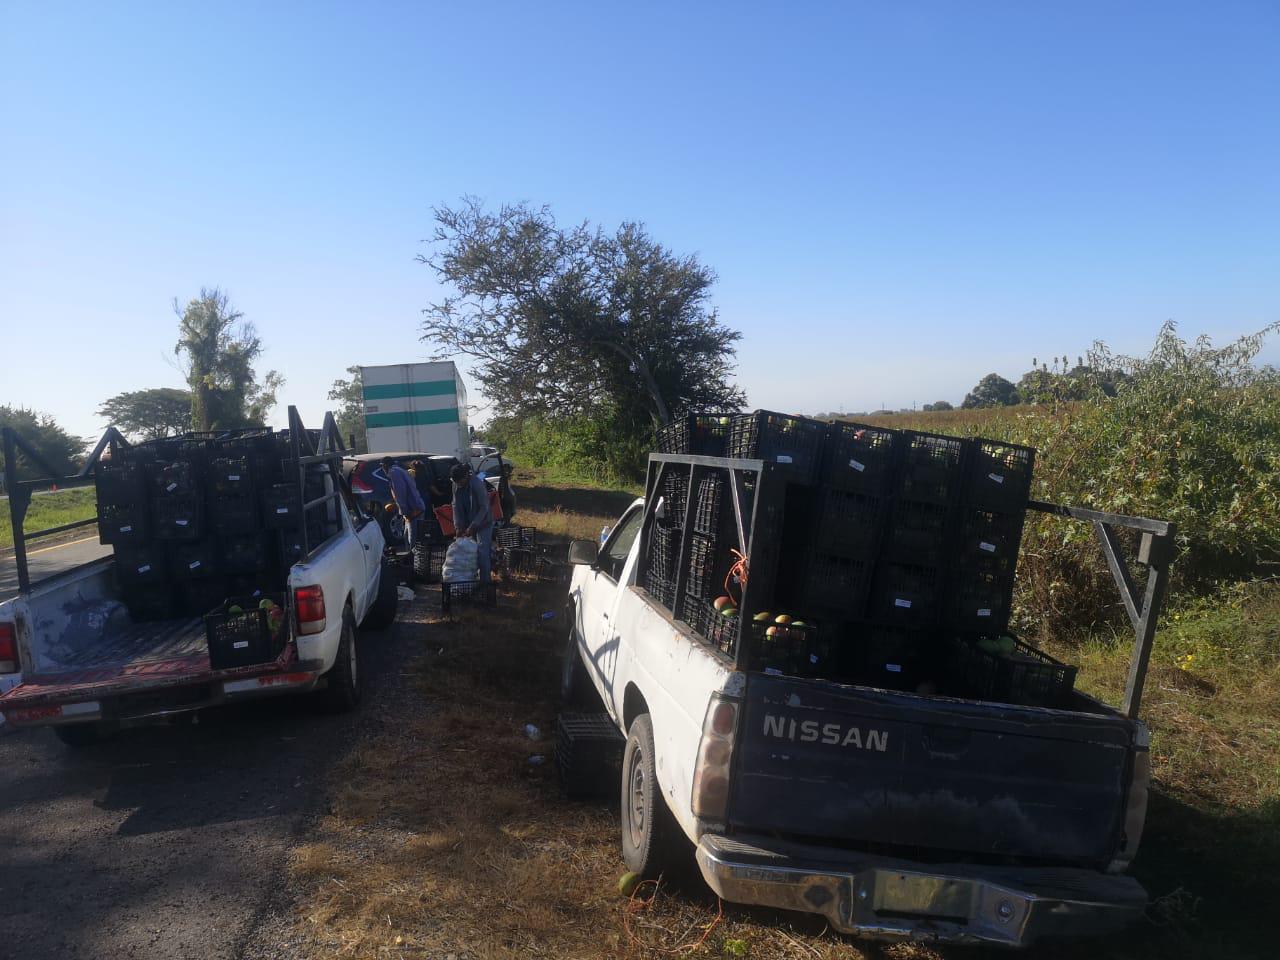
(451, 462, 494, 583)
(383, 456, 426, 548)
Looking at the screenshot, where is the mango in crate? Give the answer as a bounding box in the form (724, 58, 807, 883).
(753, 611, 772, 622)
(713, 595, 734, 612)
(774, 614, 793, 625)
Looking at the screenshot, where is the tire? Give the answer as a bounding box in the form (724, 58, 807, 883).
(620, 713, 683, 879)
(318, 609, 361, 713)
(560, 618, 602, 710)
(54, 723, 106, 749)
(363, 560, 399, 630)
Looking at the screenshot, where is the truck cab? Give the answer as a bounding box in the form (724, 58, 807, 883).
(561, 453, 1171, 949)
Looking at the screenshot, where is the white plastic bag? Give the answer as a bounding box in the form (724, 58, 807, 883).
(441, 537, 479, 583)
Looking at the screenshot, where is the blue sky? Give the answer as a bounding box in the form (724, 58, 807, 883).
(2, 1, 1277, 439)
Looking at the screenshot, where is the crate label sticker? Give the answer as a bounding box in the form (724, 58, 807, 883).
(776, 455, 793, 464)
(166, 482, 178, 492)
(276, 507, 289, 514)
(137, 564, 151, 574)
(849, 458, 866, 472)
(977, 608, 992, 617)
(189, 561, 201, 570)
(176, 519, 189, 527)
(894, 598, 912, 608)
(988, 473, 1005, 484)
(120, 525, 133, 533)
(979, 541, 997, 552)
(886, 663, 902, 672)
(228, 474, 240, 481)
(233, 640, 249, 650)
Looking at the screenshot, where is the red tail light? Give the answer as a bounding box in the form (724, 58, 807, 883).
(350, 463, 374, 495)
(294, 585, 327, 635)
(692, 695, 739, 823)
(0, 622, 18, 674)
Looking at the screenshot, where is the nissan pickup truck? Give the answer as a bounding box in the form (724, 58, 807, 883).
(0, 409, 399, 745)
(559, 453, 1173, 948)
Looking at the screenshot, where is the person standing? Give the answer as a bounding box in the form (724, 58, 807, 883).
(383, 456, 426, 548)
(450, 463, 493, 583)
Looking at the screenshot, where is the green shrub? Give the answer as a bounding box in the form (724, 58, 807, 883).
(485, 408, 650, 487)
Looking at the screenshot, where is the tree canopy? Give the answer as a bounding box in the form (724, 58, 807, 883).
(0, 406, 82, 484)
(418, 200, 745, 431)
(961, 373, 1021, 409)
(174, 288, 283, 431)
(98, 388, 192, 440)
(328, 366, 367, 453)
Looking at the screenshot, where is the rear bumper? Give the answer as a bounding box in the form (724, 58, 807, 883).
(695, 834, 1146, 948)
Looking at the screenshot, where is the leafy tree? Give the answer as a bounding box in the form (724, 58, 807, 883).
(961, 373, 1021, 409)
(922, 400, 954, 412)
(173, 288, 283, 430)
(328, 366, 367, 453)
(0, 406, 83, 485)
(97, 388, 192, 440)
(418, 200, 745, 435)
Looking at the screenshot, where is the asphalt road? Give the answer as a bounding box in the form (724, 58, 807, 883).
(0, 535, 113, 602)
(0, 594, 416, 960)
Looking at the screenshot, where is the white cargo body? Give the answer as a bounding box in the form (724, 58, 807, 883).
(358, 362, 469, 458)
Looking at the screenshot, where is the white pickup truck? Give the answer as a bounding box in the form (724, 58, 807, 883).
(0, 411, 398, 745)
(560, 454, 1174, 949)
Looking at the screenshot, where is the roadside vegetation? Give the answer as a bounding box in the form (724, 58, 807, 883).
(0, 487, 97, 550)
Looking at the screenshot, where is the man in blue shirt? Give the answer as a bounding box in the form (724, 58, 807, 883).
(382, 456, 426, 547)
(450, 463, 493, 583)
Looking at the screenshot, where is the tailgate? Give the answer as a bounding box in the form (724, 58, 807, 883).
(729, 673, 1135, 865)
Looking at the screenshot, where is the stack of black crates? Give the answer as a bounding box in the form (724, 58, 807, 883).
(95, 430, 311, 622)
(646, 410, 1048, 703)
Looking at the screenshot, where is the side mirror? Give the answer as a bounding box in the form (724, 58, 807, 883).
(568, 540, 599, 566)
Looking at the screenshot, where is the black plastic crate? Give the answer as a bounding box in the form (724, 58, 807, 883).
(208, 457, 256, 498)
(748, 618, 831, 677)
(278, 532, 307, 568)
(114, 544, 168, 588)
(950, 568, 1015, 632)
(494, 525, 525, 552)
(95, 459, 146, 507)
(693, 474, 723, 536)
(868, 561, 942, 625)
(171, 540, 219, 580)
(704, 609, 742, 656)
(151, 459, 203, 497)
(152, 494, 204, 540)
(441, 580, 496, 613)
(120, 586, 176, 622)
(205, 593, 288, 670)
(98, 502, 149, 545)
(950, 635, 1077, 708)
(412, 541, 447, 583)
(883, 498, 953, 564)
(209, 495, 260, 536)
(556, 712, 624, 798)
(655, 413, 735, 456)
(679, 593, 711, 637)
(728, 411, 827, 485)
(799, 552, 872, 615)
(686, 533, 720, 600)
(955, 508, 1024, 573)
(643, 568, 675, 609)
(647, 524, 680, 585)
(176, 577, 233, 618)
(823, 422, 899, 493)
(857, 624, 929, 691)
(897, 432, 969, 504)
(221, 533, 269, 573)
(660, 469, 689, 523)
(815, 488, 885, 556)
(262, 484, 302, 529)
(965, 439, 1035, 511)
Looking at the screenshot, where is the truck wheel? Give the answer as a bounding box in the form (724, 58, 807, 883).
(620, 713, 684, 879)
(54, 723, 106, 749)
(318, 609, 361, 713)
(561, 621, 602, 710)
(363, 560, 399, 630)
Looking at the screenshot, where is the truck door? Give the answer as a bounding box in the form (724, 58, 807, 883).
(576, 505, 644, 712)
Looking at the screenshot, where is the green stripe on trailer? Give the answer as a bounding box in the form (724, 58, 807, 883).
(365, 408, 460, 428)
(362, 380, 456, 401)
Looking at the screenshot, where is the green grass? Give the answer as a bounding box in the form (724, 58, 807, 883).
(0, 486, 98, 549)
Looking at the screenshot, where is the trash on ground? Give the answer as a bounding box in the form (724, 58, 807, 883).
(524, 723, 540, 739)
(397, 586, 416, 601)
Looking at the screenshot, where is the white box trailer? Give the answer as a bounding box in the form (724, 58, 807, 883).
(358, 362, 470, 458)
